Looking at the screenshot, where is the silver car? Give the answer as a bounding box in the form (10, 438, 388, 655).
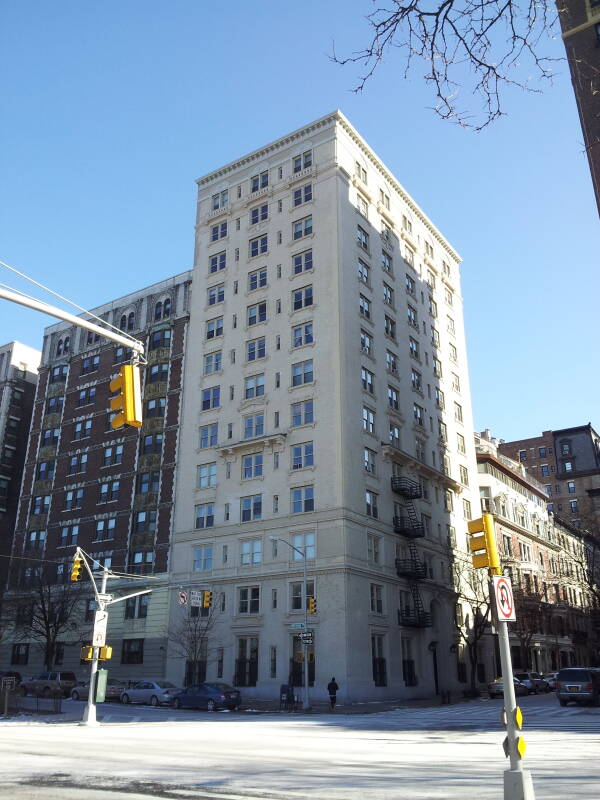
(120, 680, 181, 706)
(514, 671, 550, 694)
(488, 677, 528, 699)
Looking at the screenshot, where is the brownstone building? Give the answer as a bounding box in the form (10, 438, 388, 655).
(0, 273, 191, 675)
(557, 0, 600, 217)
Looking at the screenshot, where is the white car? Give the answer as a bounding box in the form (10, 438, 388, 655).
(120, 680, 181, 706)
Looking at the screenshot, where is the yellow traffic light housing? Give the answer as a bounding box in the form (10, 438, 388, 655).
(467, 513, 501, 573)
(70, 556, 83, 582)
(98, 645, 112, 661)
(80, 645, 93, 661)
(203, 590, 213, 609)
(308, 596, 317, 615)
(109, 364, 142, 430)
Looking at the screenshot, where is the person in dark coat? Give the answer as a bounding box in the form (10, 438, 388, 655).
(327, 677, 339, 710)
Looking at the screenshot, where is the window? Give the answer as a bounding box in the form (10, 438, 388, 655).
(64, 489, 83, 510)
(191, 544, 213, 573)
(407, 305, 418, 328)
(197, 462, 217, 488)
(382, 251, 393, 273)
(366, 490, 378, 518)
(362, 406, 375, 433)
(121, 639, 144, 664)
(409, 338, 419, 359)
(355, 161, 367, 182)
(292, 442, 314, 470)
(386, 350, 398, 374)
(292, 285, 313, 310)
(241, 336, 266, 364)
(357, 225, 369, 251)
(292, 322, 313, 349)
(199, 423, 218, 449)
(383, 283, 394, 306)
(249, 234, 268, 257)
(211, 221, 227, 241)
(293, 215, 312, 240)
(250, 203, 268, 225)
(293, 249, 313, 275)
(388, 386, 399, 411)
(247, 302, 267, 326)
(384, 315, 396, 339)
(37, 460, 56, 480)
(195, 503, 215, 529)
(435, 388, 445, 409)
(291, 359, 313, 386)
(567, 480, 576, 494)
(291, 485, 314, 514)
(238, 586, 260, 614)
(357, 193, 368, 217)
(81, 355, 100, 375)
(206, 317, 223, 340)
(457, 433, 466, 454)
(73, 420, 92, 440)
(454, 402, 463, 423)
(11, 643, 29, 665)
(125, 595, 149, 620)
(290, 579, 315, 611)
(519, 542, 532, 562)
(99, 480, 120, 503)
(50, 365, 67, 383)
(291, 399, 313, 427)
(203, 350, 222, 376)
(570, 499, 578, 512)
(294, 183, 312, 206)
(241, 494, 262, 522)
(206, 283, 225, 307)
(431, 327, 440, 348)
(137, 471, 160, 494)
(410, 369, 422, 392)
(244, 413, 264, 438)
(46, 396, 64, 414)
(449, 343, 458, 363)
(251, 170, 269, 192)
(293, 150, 312, 172)
(364, 447, 376, 474)
(564, 461, 573, 473)
(381, 222, 392, 244)
(248, 267, 267, 291)
(241, 539, 262, 565)
(134, 511, 157, 532)
(404, 246, 414, 267)
(149, 328, 171, 351)
(201, 386, 220, 411)
(148, 363, 169, 383)
(140, 434, 162, 455)
(95, 518, 116, 540)
(25, 529, 47, 551)
(445, 287, 454, 306)
(244, 374, 265, 399)
(242, 453, 263, 479)
(360, 329, 373, 355)
(211, 189, 228, 210)
(359, 295, 371, 319)
(361, 367, 374, 394)
(146, 398, 165, 418)
(370, 583, 383, 613)
(209, 251, 226, 274)
(389, 424, 400, 447)
(379, 189, 390, 209)
(413, 404, 424, 426)
(367, 533, 381, 564)
(41, 428, 60, 447)
(459, 465, 469, 486)
(103, 445, 123, 466)
(540, 464, 550, 477)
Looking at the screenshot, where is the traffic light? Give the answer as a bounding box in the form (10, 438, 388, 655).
(80, 645, 93, 661)
(98, 646, 112, 661)
(307, 596, 317, 615)
(70, 555, 83, 582)
(203, 590, 213, 609)
(467, 513, 501, 573)
(109, 364, 142, 430)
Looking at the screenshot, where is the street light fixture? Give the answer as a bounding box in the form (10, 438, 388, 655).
(270, 535, 311, 711)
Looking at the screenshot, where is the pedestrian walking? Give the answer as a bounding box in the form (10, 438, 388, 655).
(327, 677, 339, 711)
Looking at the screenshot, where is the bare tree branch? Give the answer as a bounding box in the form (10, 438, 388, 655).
(332, 1, 561, 129)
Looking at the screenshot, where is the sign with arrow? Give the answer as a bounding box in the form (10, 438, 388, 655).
(493, 575, 516, 621)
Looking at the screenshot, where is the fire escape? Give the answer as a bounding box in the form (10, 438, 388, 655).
(392, 477, 432, 628)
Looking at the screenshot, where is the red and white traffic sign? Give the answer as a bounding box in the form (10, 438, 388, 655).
(493, 575, 516, 622)
(178, 591, 188, 605)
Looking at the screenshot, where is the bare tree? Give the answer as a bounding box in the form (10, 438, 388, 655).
(332, 1, 560, 129)
(167, 600, 219, 686)
(7, 577, 83, 671)
(512, 588, 545, 670)
(454, 556, 493, 693)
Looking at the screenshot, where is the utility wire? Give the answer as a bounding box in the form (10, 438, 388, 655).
(0, 259, 139, 344)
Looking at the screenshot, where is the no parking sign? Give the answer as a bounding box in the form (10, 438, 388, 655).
(493, 575, 516, 622)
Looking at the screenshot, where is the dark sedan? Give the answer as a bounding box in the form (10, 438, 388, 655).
(172, 682, 241, 711)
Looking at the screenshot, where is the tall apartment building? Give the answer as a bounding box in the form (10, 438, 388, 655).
(170, 111, 481, 702)
(475, 430, 593, 674)
(0, 274, 191, 675)
(557, 0, 600, 217)
(0, 342, 40, 600)
(499, 424, 600, 529)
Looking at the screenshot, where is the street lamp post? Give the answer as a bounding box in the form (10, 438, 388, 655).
(270, 536, 310, 711)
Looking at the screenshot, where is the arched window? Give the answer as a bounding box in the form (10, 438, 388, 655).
(63, 336, 70, 354)
(154, 301, 163, 321)
(56, 339, 63, 356)
(127, 312, 135, 331)
(120, 315, 127, 331)
(163, 298, 171, 318)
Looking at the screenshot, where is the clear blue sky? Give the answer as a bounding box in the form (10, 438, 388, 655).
(1, 1, 598, 441)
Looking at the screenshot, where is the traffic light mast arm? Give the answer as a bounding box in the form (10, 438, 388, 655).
(106, 589, 152, 606)
(0, 285, 145, 359)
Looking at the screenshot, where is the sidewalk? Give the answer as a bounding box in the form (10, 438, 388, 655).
(242, 692, 471, 715)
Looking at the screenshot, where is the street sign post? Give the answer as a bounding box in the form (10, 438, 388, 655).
(91, 609, 108, 647)
(190, 590, 203, 607)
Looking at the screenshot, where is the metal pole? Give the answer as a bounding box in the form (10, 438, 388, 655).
(81, 568, 108, 727)
(303, 547, 310, 711)
(0, 286, 144, 355)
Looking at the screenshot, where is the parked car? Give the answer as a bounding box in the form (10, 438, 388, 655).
(542, 672, 558, 690)
(105, 678, 131, 702)
(70, 681, 90, 701)
(21, 671, 78, 698)
(120, 680, 182, 706)
(487, 677, 529, 699)
(514, 672, 549, 694)
(556, 668, 600, 706)
(171, 682, 242, 711)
